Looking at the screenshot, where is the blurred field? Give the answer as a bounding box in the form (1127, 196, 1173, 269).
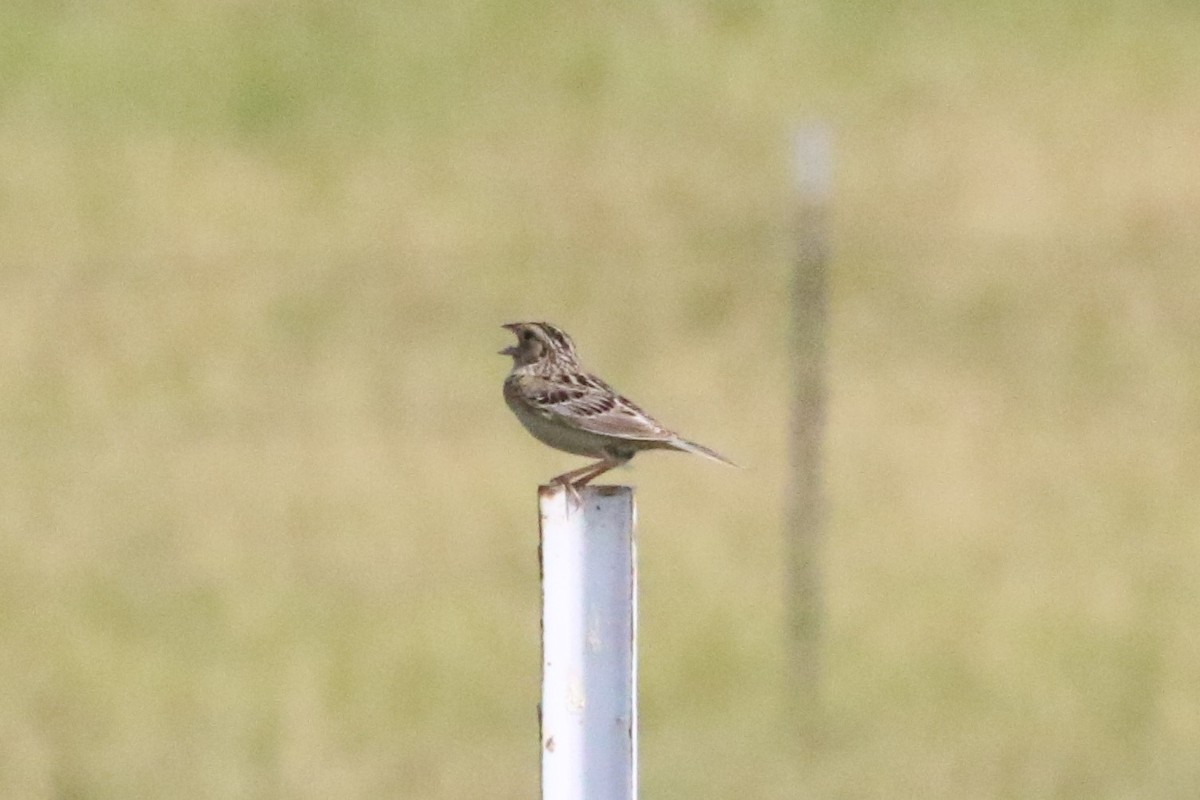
(2, 1, 1199, 797)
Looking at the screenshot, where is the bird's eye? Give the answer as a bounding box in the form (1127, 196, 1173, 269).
(521, 330, 534, 342)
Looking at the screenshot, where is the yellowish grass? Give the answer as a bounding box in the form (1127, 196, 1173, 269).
(1, 1, 1199, 797)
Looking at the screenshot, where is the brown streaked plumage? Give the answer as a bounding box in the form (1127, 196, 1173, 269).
(500, 322, 736, 500)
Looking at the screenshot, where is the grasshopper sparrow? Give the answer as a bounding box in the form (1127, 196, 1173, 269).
(500, 322, 736, 498)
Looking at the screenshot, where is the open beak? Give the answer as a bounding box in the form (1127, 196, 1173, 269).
(499, 324, 518, 356)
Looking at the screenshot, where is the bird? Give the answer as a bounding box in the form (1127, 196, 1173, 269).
(499, 321, 736, 501)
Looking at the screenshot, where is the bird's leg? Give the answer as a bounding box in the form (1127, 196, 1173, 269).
(548, 460, 605, 509)
(548, 456, 625, 510)
(571, 456, 627, 488)
(548, 461, 609, 486)
(552, 462, 609, 489)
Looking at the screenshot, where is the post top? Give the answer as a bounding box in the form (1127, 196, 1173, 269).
(538, 484, 632, 498)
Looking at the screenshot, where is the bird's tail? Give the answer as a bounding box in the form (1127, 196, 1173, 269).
(670, 437, 740, 468)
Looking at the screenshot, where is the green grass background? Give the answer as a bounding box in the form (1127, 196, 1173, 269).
(2, 1, 1199, 797)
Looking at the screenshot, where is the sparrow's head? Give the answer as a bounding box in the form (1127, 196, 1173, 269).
(500, 322, 580, 369)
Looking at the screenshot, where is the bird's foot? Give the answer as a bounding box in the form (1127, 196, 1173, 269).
(551, 477, 583, 513)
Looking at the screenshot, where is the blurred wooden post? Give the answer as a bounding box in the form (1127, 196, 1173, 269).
(539, 485, 637, 800)
(787, 124, 832, 717)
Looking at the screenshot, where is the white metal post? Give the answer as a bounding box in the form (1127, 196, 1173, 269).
(539, 485, 637, 800)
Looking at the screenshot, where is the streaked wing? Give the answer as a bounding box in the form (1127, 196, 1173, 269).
(517, 373, 674, 442)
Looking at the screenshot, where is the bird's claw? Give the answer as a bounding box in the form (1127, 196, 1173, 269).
(552, 478, 583, 513)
